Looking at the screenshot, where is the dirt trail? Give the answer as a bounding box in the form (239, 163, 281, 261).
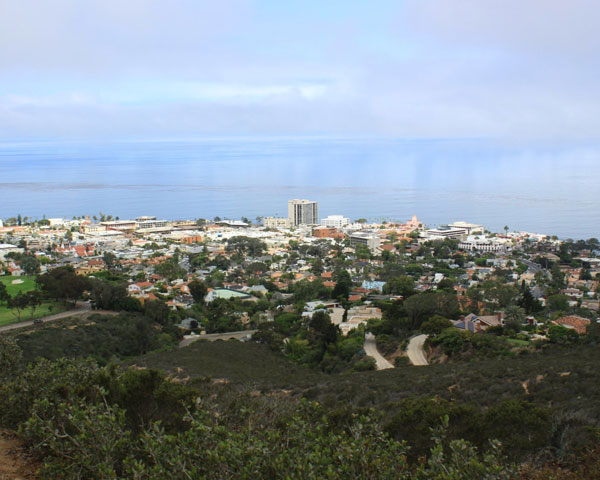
(0, 430, 39, 479)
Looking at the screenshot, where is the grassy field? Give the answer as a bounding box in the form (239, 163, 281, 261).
(0, 275, 62, 327)
(0, 303, 63, 327)
(0, 276, 37, 296)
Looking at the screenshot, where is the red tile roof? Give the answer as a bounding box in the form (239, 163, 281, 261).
(553, 316, 591, 335)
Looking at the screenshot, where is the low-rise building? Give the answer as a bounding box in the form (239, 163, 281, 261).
(459, 235, 505, 252)
(448, 221, 484, 235)
(263, 217, 291, 229)
(312, 226, 344, 239)
(422, 226, 468, 241)
(349, 232, 382, 255)
(101, 220, 136, 233)
(321, 215, 350, 229)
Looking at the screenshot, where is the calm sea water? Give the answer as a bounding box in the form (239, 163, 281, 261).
(0, 137, 599, 239)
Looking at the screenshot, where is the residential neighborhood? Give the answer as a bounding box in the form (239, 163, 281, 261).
(1, 201, 599, 373)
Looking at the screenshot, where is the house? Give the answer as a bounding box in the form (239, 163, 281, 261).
(361, 280, 386, 292)
(553, 315, 591, 334)
(582, 299, 600, 311)
(453, 313, 503, 332)
(339, 305, 382, 335)
(205, 288, 253, 302)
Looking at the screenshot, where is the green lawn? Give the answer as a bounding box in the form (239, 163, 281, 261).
(0, 275, 63, 327)
(507, 338, 530, 346)
(0, 303, 63, 327)
(0, 276, 37, 296)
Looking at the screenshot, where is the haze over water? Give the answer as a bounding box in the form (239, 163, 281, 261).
(1, 137, 599, 240)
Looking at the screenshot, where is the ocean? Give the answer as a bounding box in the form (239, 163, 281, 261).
(1, 137, 599, 239)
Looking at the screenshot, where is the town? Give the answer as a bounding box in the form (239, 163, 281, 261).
(1, 198, 598, 371)
(2, 199, 600, 477)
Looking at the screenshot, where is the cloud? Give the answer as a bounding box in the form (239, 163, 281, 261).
(403, 0, 600, 57)
(0, 1, 599, 140)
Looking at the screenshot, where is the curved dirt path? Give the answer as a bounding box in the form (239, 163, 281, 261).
(364, 332, 394, 370)
(406, 334, 429, 366)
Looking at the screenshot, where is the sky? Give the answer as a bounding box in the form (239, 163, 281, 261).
(1, 0, 599, 140)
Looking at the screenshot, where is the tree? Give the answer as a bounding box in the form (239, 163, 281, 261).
(37, 266, 90, 304)
(310, 258, 324, 275)
(503, 305, 526, 331)
(144, 300, 170, 325)
(518, 287, 543, 314)
(580, 269, 592, 281)
(332, 270, 352, 300)
(188, 279, 208, 304)
(89, 279, 129, 311)
(421, 316, 453, 335)
(19, 254, 41, 275)
(547, 294, 570, 312)
(0, 336, 23, 378)
(383, 276, 415, 297)
(25, 290, 43, 318)
(403, 292, 459, 330)
(308, 310, 338, 346)
(0, 282, 9, 306)
(154, 260, 186, 281)
(103, 252, 119, 270)
(550, 263, 565, 291)
(354, 243, 371, 259)
(8, 292, 30, 322)
(226, 236, 267, 257)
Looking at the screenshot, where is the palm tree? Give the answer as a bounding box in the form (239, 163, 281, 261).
(504, 225, 509, 236)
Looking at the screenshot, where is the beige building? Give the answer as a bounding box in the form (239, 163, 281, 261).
(263, 217, 291, 228)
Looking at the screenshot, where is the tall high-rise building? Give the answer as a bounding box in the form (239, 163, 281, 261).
(288, 199, 319, 226)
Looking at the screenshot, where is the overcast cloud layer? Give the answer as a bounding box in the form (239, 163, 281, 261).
(1, 0, 599, 139)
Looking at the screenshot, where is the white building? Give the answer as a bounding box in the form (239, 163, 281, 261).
(48, 218, 65, 227)
(263, 217, 291, 229)
(447, 221, 484, 235)
(135, 219, 169, 230)
(422, 226, 468, 241)
(459, 235, 505, 252)
(0, 219, 3, 228)
(288, 199, 319, 226)
(83, 224, 107, 234)
(321, 215, 350, 229)
(0, 244, 23, 260)
(100, 220, 136, 232)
